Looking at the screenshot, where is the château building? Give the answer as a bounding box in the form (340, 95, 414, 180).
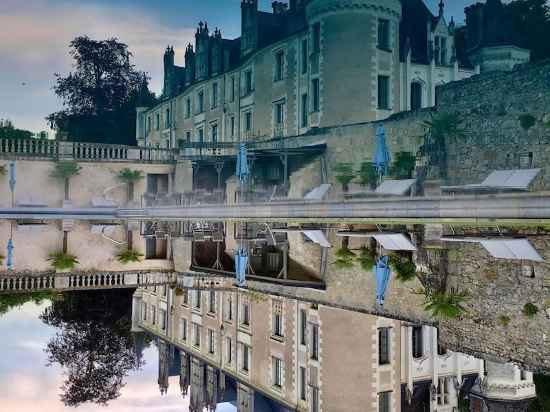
(136, 0, 530, 150)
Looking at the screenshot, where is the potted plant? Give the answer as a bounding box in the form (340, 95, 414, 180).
(117, 168, 144, 202)
(333, 162, 355, 192)
(48, 251, 79, 271)
(116, 248, 144, 264)
(50, 161, 82, 200)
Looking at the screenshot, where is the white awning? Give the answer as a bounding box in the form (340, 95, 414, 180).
(375, 179, 417, 196)
(442, 169, 541, 192)
(442, 237, 543, 261)
(303, 230, 332, 248)
(304, 184, 331, 200)
(336, 231, 416, 251)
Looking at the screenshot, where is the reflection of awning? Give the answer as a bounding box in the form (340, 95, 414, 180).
(272, 229, 331, 248)
(304, 184, 331, 200)
(442, 237, 543, 261)
(376, 179, 417, 196)
(336, 231, 416, 251)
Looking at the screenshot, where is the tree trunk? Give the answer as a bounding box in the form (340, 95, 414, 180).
(127, 230, 133, 251)
(64, 178, 70, 201)
(128, 182, 134, 203)
(63, 231, 68, 254)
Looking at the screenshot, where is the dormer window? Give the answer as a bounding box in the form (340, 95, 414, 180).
(434, 36, 447, 66)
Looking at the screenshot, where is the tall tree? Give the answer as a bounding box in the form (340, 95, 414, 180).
(40, 290, 142, 407)
(0, 119, 33, 140)
(507, 0, 550, 62)
(47, 36, 155, 145)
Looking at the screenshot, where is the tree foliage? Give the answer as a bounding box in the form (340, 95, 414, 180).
(50, 161, 82, 181)
(507, 0, 550, 62)
(333, 162, 356, 191)
(40, 290, 141, 407)
(0, 119, 33, 140)
(117, 168, 144, 183)
(390, 152, 416, 179)
(47, 36, 155, 145)
(420, 287, 469, 319)
(116, 249, 144, 264)
(0, 292, 54, 316)
(357, 246, 376, 271)
(48, 252, 79, 271)
(358, 162, 378, 189)
(391, 255, 417, 282)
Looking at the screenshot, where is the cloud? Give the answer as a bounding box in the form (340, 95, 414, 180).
(0, 0, 195, 133)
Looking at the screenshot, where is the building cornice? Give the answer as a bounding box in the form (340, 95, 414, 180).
(306, 0, 402, 20)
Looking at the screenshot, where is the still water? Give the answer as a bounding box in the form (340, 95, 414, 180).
(1, 220, 549, 411)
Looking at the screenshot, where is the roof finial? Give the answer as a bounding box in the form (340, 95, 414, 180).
(439, 0, 445, 18)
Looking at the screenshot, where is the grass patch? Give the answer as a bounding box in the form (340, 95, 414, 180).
(48, 252, 79, 271)
(523, 303, 539, 318)
(498, 315, 511, 327)
(519, 114, 537, 130)
(116, 249, 144, 264)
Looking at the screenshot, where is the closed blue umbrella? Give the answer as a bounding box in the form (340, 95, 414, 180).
(373, 125, 391, 177)
(6, 238, 14, 271)
(373, 255, 391, 306)
(236, 143, 250, 184)
(235, 248, 248, 287)
(9, 162, 16, 192)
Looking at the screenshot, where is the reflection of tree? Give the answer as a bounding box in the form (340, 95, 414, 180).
(0, 292, 54, 316)
(40, 290, 142, 407)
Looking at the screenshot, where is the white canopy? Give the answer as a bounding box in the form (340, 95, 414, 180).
(271, 228, 332, 248)
(375, 179, 417, 196)
(304, 184, 331, 200)
(336, 231, 416, 251)
(442, 169, 541, 192)
(442, 237, 543, 261)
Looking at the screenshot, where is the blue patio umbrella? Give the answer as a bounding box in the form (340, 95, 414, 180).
(6, 238, 14, 271)
(235, 248, 248, 287)
(373, 255, 391, 306)
(373, 125, 391, 177)
(9, 162, 16, 192)
(236, 143, 250, 184)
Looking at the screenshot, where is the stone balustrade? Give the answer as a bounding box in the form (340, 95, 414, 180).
(0, 138, 176, 163)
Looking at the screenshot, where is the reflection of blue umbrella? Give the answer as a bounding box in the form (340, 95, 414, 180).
(236, 143, 250, 184)
(373, 125, 391, 177)
(235, 248, 248, 287)
(7, 238, 14, 271)
(373, 255, 391, 306)
(9, 162, 16, 192)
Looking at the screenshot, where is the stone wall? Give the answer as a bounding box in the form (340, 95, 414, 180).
(436, 60, 550, 187)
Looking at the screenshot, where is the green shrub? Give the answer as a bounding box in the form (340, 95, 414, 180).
(422, 112, 464, 144)
(0, 254, 4, 266)
(332, 258, 355, 270)
(390, 152, 416, 179)
(0, 165, 6, 176)
(357, 246, 376, 271)
(116, 249, 144, 264)
(519, 114, 536, 130)
(333, 247, 356, 270)
(358, 162, 377, 188)
(333, 162, 355, 190)
(117, 168, 144, 183)
(48, 252, 79, 271)
(498, 315, 511, 327)
(50, 161, 81, 180)
(523, 303, 539, 318)
(391, 256, 417, 282)
(422, 288, 469, 319)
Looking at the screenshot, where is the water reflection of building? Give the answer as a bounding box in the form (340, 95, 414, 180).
(130, 286, 536, 412)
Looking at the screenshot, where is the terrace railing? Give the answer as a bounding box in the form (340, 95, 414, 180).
(0, 138, 176, 164)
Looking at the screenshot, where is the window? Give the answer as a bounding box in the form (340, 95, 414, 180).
(245, 70, 253, 95)
(378, 75, 390, 109)
(378, 19, 390, 50)
(186, 98, 191, 118)
(379, 392, 391, 412)
(226, 295, 233, 321)
(152, 306, 156, 325)
(244, 111, 252, 132)
(181, 318, 187, 341)
(441, 37, 447, 65)
(411, 82, 422, 110)
(141, 302, 147, 321)
(230, 116, 236, 138)
(241, 344, 250, 372)
(275, 101, 285, 125)
(198, 91, 204, 113)
(300, 309, 307, 345)
(299, 367, 307, 401)
(242, 302, 250, 326)
(208, 329, 215, 354)
(520, 370, 528, 381)
(230, 76, 236, 102)
(198, 128, 204, 143)
(412, 326, 423, 358)
(194, 290, 202, 309)
(160, 309, 167, 331)
(165, 108, 171, 129)
(275, 50, 285, 81)
(209, 290, 216, 313)
(378, 328, 390, 365)
(301, 39, 308, 74)
(192, 322, 201, 347)
(301, 94, 308, 128)
(212, 83, 218, 108)
(272, 357, 283, 388)
(147, 117, 151, 133)
(311, 387, 319, 412)
(183, 289, 189, 305)
(311, 324, 319, 360)
(312, 23, 321, 53)
(155, 113, 160, 130)
(437, 378, 450, 405)
(211, 123, 218, 143)
(272, 302, 283, 337)
(312, 79, 320, 112)
(185, 131, 191, 143)
(226, 337, 232, 364)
